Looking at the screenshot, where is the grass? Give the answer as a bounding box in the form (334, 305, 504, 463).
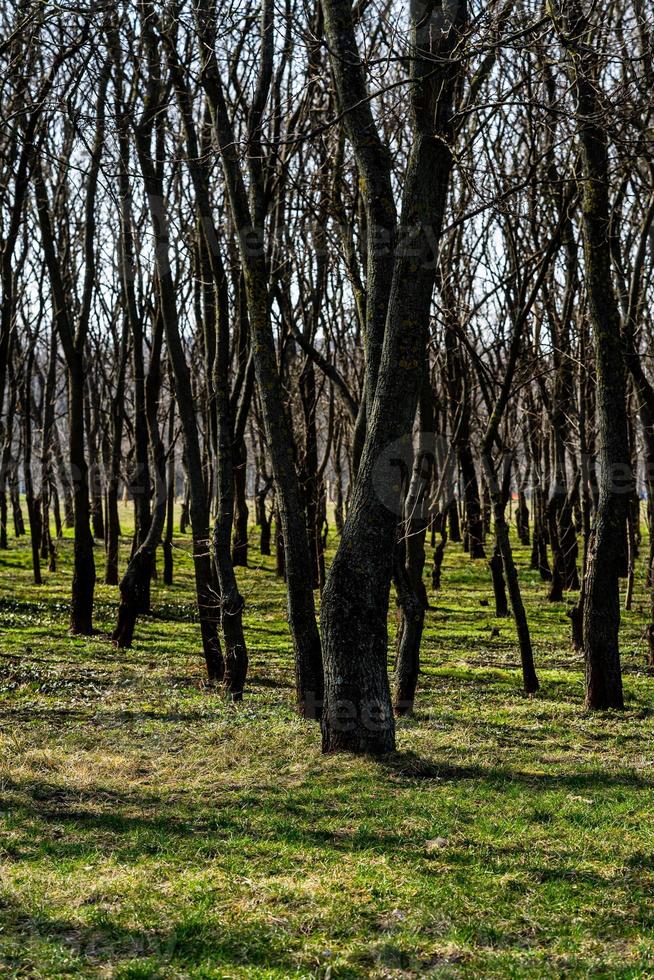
(1, 504, 654, 978)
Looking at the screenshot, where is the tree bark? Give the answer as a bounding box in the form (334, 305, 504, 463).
(319, 0, 467, 752)
(197, 1, 322, 714)
(552, 2, 631, 708)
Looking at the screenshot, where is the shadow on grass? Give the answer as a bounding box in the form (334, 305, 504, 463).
(377, 749, 654, 791)
(3, 753, 654, 973)
(4, 748, 653, 858)
(0, 895, 303, 976)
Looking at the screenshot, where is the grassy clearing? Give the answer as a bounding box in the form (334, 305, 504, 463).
(1, 507, 654, 978)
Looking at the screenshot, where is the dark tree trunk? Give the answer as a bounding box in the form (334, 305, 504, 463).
(447, 497, 461, 543)
(126, 29, 224, 680)
(321, 0, 464, 753)
(516, 490, 530, 546)
(231, 435, 249, 567)
(443, 311, 485, 559)
(68, 360, 96, 634)
(213, 322, 248, 700)
(198, 9, 323, 716)
(460, 444, 485, 558)
(255, 475, 272, 556)
(483, 456, 539, 694)
(33, 89, 106, 635)
(489, 545, 509, 618)
(163, 399, 175, 586)
(40, 323, 58, 567)
(552, 2, 630, 708)
(104, 316, 129, 586)
(546, 494, 566, 602)
(0, 383, 16, 549)
(274, 502, 286, 578)
(105, 489, 121, 586)
(114, 304, 168, 647)
(393, 539, 424, 717)
(21, 347, 42, 585)
(393, 387, 434, 714)
(10, 468, 25, 537)
(52, 483, 62, 540)
(319, 0, 466, 752)
(432, 525, 447, 591)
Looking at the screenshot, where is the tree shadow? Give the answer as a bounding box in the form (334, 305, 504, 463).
(3, 742, 654, 975)
(0, 894, 303, 976)
(377, 749, 654, 791)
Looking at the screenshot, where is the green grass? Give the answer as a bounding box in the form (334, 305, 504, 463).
(2, 505, 654, 977)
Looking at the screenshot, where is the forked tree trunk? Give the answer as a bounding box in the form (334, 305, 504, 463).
(319, 0, 467, 752)
(113, 300, 168, 647)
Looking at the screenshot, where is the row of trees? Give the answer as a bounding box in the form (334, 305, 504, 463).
(1, 0, 653, 752)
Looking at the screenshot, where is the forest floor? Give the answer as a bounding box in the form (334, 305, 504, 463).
(1, 507, 654, 978)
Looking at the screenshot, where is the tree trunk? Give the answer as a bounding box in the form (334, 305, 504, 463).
(319, 0, 466, 752)
(68, 359, 96, 634)
(393, 539, 424, 717)
(197, 8, 323, 715)
(21, 348, 42, 585)
(483, 455, 539, 694)
(552, 2, 630, 708)
(128, 41, 224, 680)
(163, 399, 175, 586)
(231, 435, 249, 567)
(255, 475, 272, 556)
(0, 382, 16, 549)
(489, 544, 509, 618)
